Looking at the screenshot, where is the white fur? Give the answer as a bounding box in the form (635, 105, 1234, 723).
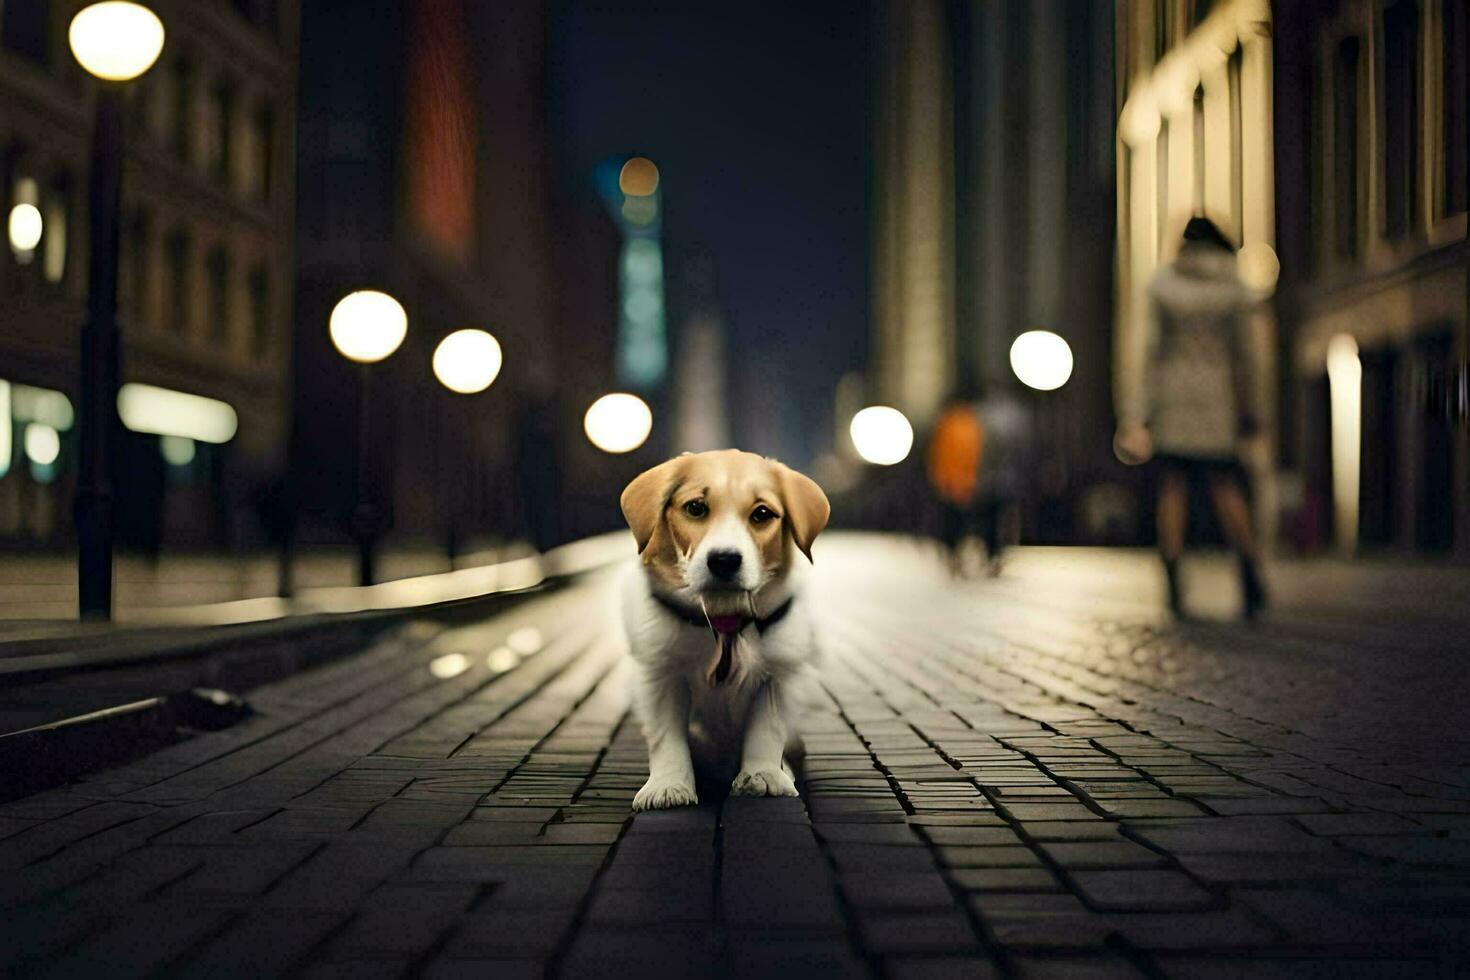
(620, 560, 819, 811)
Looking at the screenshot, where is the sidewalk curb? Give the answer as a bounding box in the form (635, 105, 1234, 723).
(0, 536, 633, 802)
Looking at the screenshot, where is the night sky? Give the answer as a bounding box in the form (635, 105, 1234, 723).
(548, 1, 873, 468)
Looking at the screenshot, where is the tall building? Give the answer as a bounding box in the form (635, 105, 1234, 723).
(1, 0, 299, 549)
(1273, 0, 1468, 556)
(870, 0, 1116, 540)
(871, 0, 955, 429)
(292, 0, 621, 556)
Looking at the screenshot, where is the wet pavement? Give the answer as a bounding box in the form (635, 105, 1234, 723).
(3, 535, 1469, 978)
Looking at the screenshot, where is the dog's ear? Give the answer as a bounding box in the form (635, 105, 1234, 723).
(621, 458, 684, 560)
(775, 464, 830, 563)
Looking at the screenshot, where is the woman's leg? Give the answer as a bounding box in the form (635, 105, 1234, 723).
(1206, 474, 1259, 559)
(1207, 474, 1268, 618)
(1156, 468, 1188, 614)
(1157, 469, 1189, 563)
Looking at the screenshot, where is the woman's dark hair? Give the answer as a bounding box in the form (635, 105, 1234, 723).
(1182, 216, 1236, 252)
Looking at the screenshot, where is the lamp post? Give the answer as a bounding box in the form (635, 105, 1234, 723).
(329, 289, 408, 586)
(430, 328, 503, 563)
(68, 1, 165, 620)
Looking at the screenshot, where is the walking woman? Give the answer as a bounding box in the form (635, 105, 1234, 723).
(1115, 217, 1269, 619)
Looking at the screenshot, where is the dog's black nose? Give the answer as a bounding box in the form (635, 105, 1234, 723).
(706, 550, 743, 582)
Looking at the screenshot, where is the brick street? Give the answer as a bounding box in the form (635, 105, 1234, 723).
(3, 536, 1469, 978)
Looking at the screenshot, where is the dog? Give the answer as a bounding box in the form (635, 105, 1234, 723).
(618, 449, 830, 811)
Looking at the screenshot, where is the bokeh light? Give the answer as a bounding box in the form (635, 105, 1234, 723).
(849, 406, 914, 466)
(24, 423, 61, 466)
(8, 203, 42, 252)
(118, 383, 238, 443)
(428, 652, 471, 679)
(432, 329, 503, 394)
(1010, 330, 1074, 391)
(329, 290, 407, 364)
(507, 626, 544, 655)
(1238, 242, 1281, 294)
(68, 2, 165, 81)
(160, 434, 195, 467)
(619, 156, 660, 197)
(1327, 334, 1362, 552)
(584, 393, 652, 454)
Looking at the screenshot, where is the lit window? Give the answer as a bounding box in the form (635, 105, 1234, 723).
(42, 179, 67, 284)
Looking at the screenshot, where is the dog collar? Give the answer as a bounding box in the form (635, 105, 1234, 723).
(651, 591, 795, 637)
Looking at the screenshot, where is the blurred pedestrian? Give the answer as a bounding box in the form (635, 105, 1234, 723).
(1115, 217, 1269, 619)
(927, 397, 983, 577)
(975, 387, 1030, 575)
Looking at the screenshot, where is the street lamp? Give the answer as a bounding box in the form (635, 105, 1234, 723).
(329, 289, 407, 586)
(432, 329, 502, 394)
(68, 0, 165, 620)
(1009, 330, 1074, 391)
(849, 406, 914, 466)
(584, 393, 652, 454)
(431, 329, 502, 560)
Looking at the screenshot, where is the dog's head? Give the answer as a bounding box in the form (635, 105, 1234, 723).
(620, 450, 830, 603)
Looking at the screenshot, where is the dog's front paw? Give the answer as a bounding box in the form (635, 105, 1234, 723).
(731, 768, 798, 798)
(632, 777, 698, 811)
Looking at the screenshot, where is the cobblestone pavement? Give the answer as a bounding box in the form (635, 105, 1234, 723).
(3, 536, 1469, 978)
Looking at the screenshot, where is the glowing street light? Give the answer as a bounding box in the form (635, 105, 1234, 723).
(8, 203, 42, 252)
(1009, 330, 1074, 391)
(329, 290, 408, 364)
(849, 406, 914, 466)
(328, 289, 407, 586)
(584, 393, 652, 454)
(69, 0, 165, 619)
(68, 2, 165, 81)
(432, 329, 503, 394)
(24, 423, 61, 467)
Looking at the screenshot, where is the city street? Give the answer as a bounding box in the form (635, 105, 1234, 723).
(3, 535, 1468, 978)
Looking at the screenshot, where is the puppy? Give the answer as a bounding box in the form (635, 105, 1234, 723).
(619, 449, 830, 811)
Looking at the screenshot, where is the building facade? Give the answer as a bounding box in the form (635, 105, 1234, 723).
(1, 0, 299, 549)
(1274, 0, 1468, 556)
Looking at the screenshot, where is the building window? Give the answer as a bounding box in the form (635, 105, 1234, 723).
(42, 177, 68, 285)
(1333, 36, 1362, 261)
(1, 0, 51, 65)
(207, 79, 235, 186)
(206, 246, 229, 343)
(126, 208, 151, 326)
(248, 264, 270, 355)
(1445, 0, 1468, 216)
(172, 59, 195, 165)
(165, 229, 190, 335)
(250, 104, 274, 203)
(1383, 1, 1420, 239)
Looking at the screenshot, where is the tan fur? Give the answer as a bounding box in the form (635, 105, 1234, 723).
(620, 450, 830, 581)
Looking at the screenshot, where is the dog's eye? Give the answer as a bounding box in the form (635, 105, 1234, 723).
(750, 505, 777, 525)
(683, 500, 708, 518)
